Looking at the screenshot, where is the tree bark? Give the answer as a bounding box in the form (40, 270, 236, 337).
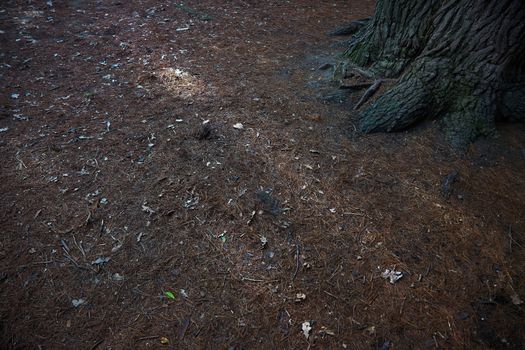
(342, 0, 525, 148)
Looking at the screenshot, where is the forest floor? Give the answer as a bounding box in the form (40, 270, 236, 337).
(1, 1, 524, 349)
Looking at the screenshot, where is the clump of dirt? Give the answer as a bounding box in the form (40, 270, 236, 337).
(0, 1, 524, 349)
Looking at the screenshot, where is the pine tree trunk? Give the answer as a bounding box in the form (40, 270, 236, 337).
(342, 0, 525, 147)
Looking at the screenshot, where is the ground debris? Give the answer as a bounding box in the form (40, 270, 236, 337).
(260, 235, 268, 248)
(295, 292, 306, 302)
(71, 299, 86, 308)
(441, 170, 459, 198)
(112, 273, 125, 281)
(175, 2, 212, 21)
(183, 195, 199, 209)
(256, 189, 282, 215)
(141, 202, 156, 215)
(302, 321, 312, 339)
(511, 293, 523, 305)
(378, 340, 392, 350)
(1, 1, 523, 348)
(381, 269, 403, 284)
(318, 326, 335, 337)
(197, 123, 213, 140)
(91, 257, 111, 266)
(364, 325, 376, 335)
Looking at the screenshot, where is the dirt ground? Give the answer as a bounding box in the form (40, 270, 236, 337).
(1, 1, 524, 349)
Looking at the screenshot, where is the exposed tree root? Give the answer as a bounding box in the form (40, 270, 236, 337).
(338, 0, 525, 148)
(358, 75, 429, 133)
(354, 79, 382, 110)
(327, 18, 371, 37)
(339, 82, 372, 91)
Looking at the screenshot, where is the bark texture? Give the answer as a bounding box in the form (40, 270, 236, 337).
(343, 0, 525, 147)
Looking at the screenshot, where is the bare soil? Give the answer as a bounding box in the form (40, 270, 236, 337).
(1, 1, 524, 349)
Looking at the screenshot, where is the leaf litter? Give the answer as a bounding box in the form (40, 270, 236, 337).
(0, 1, 524, 350)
